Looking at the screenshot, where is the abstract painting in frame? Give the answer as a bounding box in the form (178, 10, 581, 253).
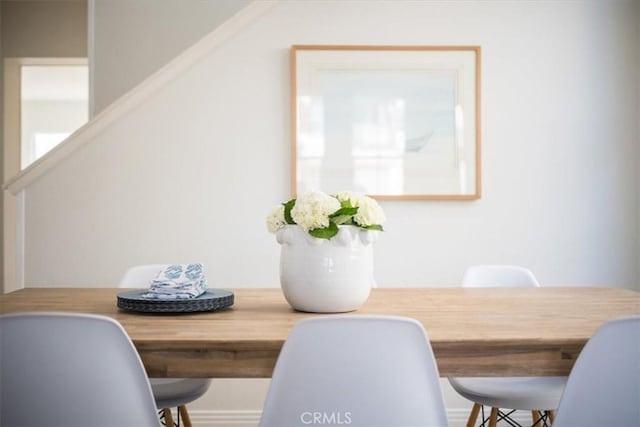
(291, 45, 481, 200)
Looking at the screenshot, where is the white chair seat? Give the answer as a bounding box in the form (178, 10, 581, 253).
(259, 315, 449, 427)
(119, 264, 212, 426)
(151, 378, 211, 409)
(553, 316, 640, 426)
(1, 313, 161, 427)
(449, 377, 566, 410)
(450, 265, 568, 426)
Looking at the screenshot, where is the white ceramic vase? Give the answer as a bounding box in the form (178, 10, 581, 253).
(276, 225, 378, 313)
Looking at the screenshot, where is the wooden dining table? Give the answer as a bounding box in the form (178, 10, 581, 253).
(1, 287, 639, 378)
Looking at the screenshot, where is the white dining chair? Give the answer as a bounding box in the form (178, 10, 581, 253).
(119, 264, 212, 427)
(553, 315, 640, 427)
(259, 315, 448, 427)
(0, 312, 161, 427)
(448, 265, 567, 427)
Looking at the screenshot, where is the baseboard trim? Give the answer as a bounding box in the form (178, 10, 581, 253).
(188, 408, 534, 427)
(189, 410, 261, 426)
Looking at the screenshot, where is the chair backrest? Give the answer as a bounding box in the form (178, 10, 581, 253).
(553, 316, 640, 427)
(259, 315, 448, 427)
(119, 264, 167, 288)
(0, 312, 160, 427)
(462, 265, 540, 288)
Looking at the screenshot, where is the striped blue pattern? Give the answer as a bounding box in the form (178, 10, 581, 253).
(141, 263, 208, 300)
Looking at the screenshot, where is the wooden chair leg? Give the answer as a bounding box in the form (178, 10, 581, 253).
(162, 408, 174, 427)
(489, 407, 498, 427)
(178, 405, 192, 427)
(531, 410, 542, 426)
(548, 410, 556, 424)
(466, 403, 481, 427)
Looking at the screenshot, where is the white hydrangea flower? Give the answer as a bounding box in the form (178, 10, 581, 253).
(266, 205, 286, 233)
(354, 195, 386, 227)
(291, 191, 341, 231)
(334, 191, 361, 207)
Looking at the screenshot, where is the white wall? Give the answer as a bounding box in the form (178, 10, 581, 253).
(24, 0, 639, 289)
(637, 0, 640, 292)
(90, 0, 250, 115)
(0, 2, 4, 295)
(16, 0, 640, 425)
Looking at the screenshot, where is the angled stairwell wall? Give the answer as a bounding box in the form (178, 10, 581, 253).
(90, 0, 251, 115)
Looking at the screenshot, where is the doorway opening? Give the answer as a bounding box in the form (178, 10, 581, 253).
(3, 57, 88, 293)
(20, 62, 89, 169)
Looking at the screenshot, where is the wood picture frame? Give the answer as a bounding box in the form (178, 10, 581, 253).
(291, 45, 481, 200)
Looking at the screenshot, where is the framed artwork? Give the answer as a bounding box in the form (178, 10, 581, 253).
(291, 45, 481, 200)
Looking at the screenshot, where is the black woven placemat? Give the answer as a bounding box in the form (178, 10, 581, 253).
(117, 289, 234, 313)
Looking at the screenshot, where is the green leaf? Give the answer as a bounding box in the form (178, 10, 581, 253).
(331, 215, 352, 225)
(330, 207, 358, 218)
(360, 224, 384, 231)
(283, 199, 296, 224)
(309, 222, 339, 239)
(340, 199, 354, 209)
